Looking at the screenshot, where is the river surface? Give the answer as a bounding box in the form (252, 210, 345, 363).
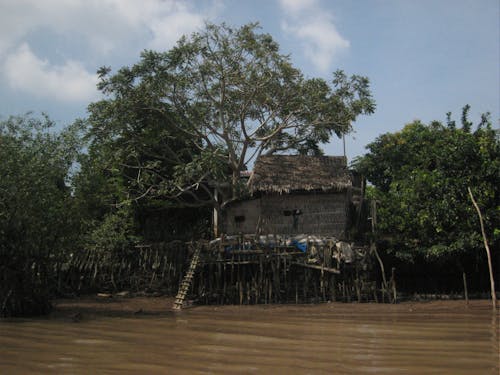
(0, 299, 498, 374)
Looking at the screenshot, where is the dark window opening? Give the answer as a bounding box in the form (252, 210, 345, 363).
(283, 210, 292, 216)
(234, 215, 245, 223)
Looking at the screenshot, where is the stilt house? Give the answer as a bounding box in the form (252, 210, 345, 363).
(222, 155, 363, 238)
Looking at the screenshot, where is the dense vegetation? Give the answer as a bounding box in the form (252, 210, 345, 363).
(0, 115, 82, 316)
(354, 107, 499, 293)
(1, 23, 497, 317)
(1, 23, 374, 317)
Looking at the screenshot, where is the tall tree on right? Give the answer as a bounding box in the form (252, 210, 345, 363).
(354, 107, 499, 293)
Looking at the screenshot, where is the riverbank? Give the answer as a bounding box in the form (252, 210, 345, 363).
(50, 295, 498, 321)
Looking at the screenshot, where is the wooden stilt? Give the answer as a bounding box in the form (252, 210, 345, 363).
(462, 271, 469, 305)
(391, 267, 397, 304)
(295, 280, 299, 304)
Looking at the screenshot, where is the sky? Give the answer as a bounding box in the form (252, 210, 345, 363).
(0, 0, 498, 161)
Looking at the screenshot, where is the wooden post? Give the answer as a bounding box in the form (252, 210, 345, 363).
(304, 269, 308, 302)
(346, 278, 351, 303)
(246, 281, 250, 304)
(462, 271, 469, 305)
(371, 200, 389, 302)
(321, 266, 326, 301)
(355, 279, 361, 303)
(355, 266, 361, 303)
(295, 280, 299, 304)
(284, 255, 287, 299)
(239, 280, 243, 305)
(223, 264, 227, 304)
(217, 262, 221, 294)
(468, 187, 497, 309)
(313, 272, 319, 302)
(275, 258, 278, 304)
(265, 278, 268, 304)
(269, 278, 273, 304)
(391, 267, 397, 304)
(331, 275, 337, 302)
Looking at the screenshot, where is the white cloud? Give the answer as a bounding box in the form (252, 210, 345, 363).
(278, 0, 317, 14)
(3, 44, 98, 102)
(149, 10, 205, 50)
(278, 0, 349, 72)
(0, 0, 212, 57)
(0, 0, 216, 102)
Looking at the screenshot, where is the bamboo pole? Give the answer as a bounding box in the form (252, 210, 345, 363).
(331, 275, 336, 302)
(371, 200, 390, 302)
(355, 278, 361, 303)
(292, 262, 340, 274)
(462, 271, 469, 305)
(391, 267, 397, 304)
(223, 264, 227, 304)
(321, 266, 326, 301)
(355, 266, 361, 303)
(295, 279, 299, 304)
(468, 187, 497, 309)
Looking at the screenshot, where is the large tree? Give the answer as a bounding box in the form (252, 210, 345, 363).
(88, 22, 375, 206)
(0, 114, 82, 316)
(354, 107, 499, 267)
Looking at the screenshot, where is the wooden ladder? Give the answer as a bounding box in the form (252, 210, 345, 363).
(172, 244, 202, 310)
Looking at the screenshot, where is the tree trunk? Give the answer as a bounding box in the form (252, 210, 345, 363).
(468, 187, 497, 309)
(232, 170, 239, 199)
(213, 189, 219, 238)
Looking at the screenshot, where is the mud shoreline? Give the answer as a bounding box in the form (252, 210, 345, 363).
(50, 295, 498, 320)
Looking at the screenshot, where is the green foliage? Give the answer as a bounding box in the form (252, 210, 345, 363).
(0, 23, 376, 315)
(71, 205, 141, 291)
(0, 114, 82, 316)
(85, 205, 140, 257)
(89, 22, 374, 204)
(354, 108, 499, 262)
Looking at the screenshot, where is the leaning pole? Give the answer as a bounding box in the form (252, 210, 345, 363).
(468, 187, 497, 310)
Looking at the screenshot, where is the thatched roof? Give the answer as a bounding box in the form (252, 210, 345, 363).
(248, 155, 352, 194)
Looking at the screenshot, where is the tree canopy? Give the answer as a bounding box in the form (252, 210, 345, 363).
(354, 107, 499, 264)
(88, 22, 375, 206)
(0, 114, 82, 316)
(1, 23, 377, 316)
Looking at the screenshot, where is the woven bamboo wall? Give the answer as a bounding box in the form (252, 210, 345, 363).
(222, 192, 348, 238)
(223, 198, 262, 234)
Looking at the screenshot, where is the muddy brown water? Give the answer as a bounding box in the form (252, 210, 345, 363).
(1, 298, 498, 374)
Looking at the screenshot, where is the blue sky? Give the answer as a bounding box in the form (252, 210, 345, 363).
(0, 0, 498, 160)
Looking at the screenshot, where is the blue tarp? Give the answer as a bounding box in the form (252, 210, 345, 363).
(224, 240, 308, 253)
(291, 239, 307, 253)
